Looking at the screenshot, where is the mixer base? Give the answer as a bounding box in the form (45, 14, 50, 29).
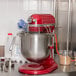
(19, 57, 58, 75)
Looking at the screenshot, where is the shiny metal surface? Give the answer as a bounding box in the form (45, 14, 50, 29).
(55, 0, 72, 51)
(71, 0, 76, 50)
(21, 32, 50, 61)
(56, 0, 69, 50)
(0, 55, 76, 76)
(55, 0, 76, 52)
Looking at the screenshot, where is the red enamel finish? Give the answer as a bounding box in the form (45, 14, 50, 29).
(28, 14, 55, 32)
(19, 57, 58, 75)
(29, 14, 55, 24)
(29, 27, 45, 32)
(29, 26, 55, 32)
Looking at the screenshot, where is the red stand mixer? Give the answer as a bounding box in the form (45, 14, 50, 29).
(19, 14, 58, 75)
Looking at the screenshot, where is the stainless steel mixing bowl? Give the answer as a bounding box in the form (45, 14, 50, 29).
(21, 32, 50, 62)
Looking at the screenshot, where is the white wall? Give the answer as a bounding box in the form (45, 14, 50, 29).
(0, 0, 54, 45)
(0, 0, 24, 45)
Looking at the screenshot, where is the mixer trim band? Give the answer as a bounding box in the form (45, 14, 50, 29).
(28, 24, 55, 27)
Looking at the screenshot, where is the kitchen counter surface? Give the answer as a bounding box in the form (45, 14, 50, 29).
(0, 55, 76, 76)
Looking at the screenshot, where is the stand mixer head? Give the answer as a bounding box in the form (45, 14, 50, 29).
(19, 14, 58, 74)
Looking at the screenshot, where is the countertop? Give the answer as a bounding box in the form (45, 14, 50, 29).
(0, 55, 76, 76)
